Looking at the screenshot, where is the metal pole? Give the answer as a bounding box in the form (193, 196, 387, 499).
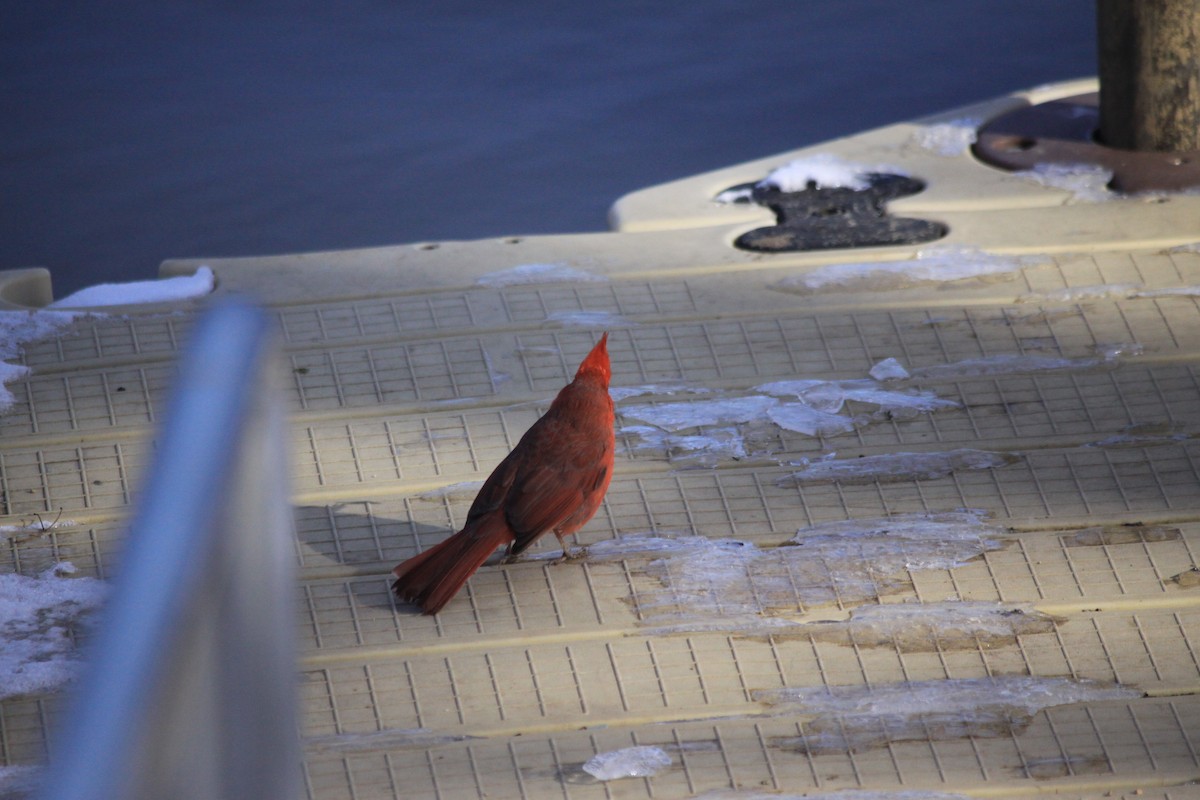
(1097, 0, 1200, 151)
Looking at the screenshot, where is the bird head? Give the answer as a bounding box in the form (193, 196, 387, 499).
(574, 332, 611, 385)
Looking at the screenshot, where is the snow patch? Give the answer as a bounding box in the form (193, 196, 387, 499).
(715, 154, 905, 202)
(755, 676, 1139, 754)
(1017, 162, 1113, 203)
(0, 564, 107, 700)
(909, 117, 981, 157)
(756, 153, 903, 192)
(475, 263, 606, 287)
(775, 245, 1047, 293)
(582, 746, 671, 781)
(0, 309, 85, 413)
(48, 267, 215, 309)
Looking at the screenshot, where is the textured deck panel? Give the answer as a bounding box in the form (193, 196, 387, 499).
(3, 79, 1200, 797)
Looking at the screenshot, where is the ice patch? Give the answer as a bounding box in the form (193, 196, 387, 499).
(1137, 285, 1200, 298)
(0, 309, 85, 413)
(1, 515, 77, 545)
(582, 746, 671, 781)
(1018, 162, 1113, 203)
(909, 354, 1102, 379)
(545, 310, 632, 328)
(475, 263, 606, 287)
(1095, 341, 1143, 361)
(775, 245, 1047, 293)
(0, 765, 40, 798)
(576, 535, 701, 561)
(807, 601, 1057, 651)
(1020, 283, 1200, 303)
(0, 564, 107, 700)
(869, 357, 910, 380)
(609, 383, 711, 402)
(481, 348, 511, 391)
(757, 379, 958, 415)
(414, 481, 485, 500)
(766, 403, 860, 437)
(629, 512, 1006, 629)
(1018, 283, 1140, 303)
(621, 424, 749, 466)
(789, 511, 1006, 572)
(1085, 431, 1188, 449)
(48, 267, 215, 309)
(756, 676, 1139, 754)
(909, 117, 981, 157)
(621, 396, 775, 431)
(304, 728, 477, 754)
(785, 448, 1017, 485)
(621, 381, 958, 463)
(692, 790, 970, 800)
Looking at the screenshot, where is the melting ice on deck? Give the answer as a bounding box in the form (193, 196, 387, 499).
(620, 511, 1007, 632)
(618, 374, 958, 465)
(755, 676, 1139, 754)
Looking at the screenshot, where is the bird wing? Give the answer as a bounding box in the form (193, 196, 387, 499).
(459, 415, 584, 547)
(503, 459, 590, 550)
(468, 383, 612, 553)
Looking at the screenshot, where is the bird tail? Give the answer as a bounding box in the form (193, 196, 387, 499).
(392, 515, 511, 615)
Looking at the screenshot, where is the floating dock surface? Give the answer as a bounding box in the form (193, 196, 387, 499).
(3, 78, 1200, 798)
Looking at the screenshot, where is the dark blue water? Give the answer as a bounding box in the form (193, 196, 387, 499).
(3, 3, 1096, 296)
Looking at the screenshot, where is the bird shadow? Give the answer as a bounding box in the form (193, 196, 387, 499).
(292, 504, 455, 615)
(292, 503, 580, 617)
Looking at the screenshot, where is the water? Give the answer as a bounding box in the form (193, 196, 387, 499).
(2, 2, 1096, 297)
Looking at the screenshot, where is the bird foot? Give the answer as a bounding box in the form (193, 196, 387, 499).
(553, 545, 589, 564)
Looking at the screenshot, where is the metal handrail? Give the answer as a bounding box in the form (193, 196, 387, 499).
(39, 298, 299, 800)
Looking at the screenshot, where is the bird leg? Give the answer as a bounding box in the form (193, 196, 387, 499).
(552, 531, 589, 563)
(500, 541, 522, 565)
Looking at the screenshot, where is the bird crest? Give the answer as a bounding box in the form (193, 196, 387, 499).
(575, 333, 611, 383)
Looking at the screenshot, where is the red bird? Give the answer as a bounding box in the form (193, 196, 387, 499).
(392, 334, 615, 614)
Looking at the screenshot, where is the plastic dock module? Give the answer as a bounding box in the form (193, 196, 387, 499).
(4, 78, 1200, 798)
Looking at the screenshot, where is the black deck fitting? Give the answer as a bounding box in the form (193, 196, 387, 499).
(722, 173, 947, 253)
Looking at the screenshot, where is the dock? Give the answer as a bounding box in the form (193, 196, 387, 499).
(3, 77, 1200, 798)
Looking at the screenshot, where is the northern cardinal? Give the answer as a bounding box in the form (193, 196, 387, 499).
(392, 333, 615, 614)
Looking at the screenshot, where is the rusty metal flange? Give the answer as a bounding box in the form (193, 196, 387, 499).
(972, 92, 1200, 194)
